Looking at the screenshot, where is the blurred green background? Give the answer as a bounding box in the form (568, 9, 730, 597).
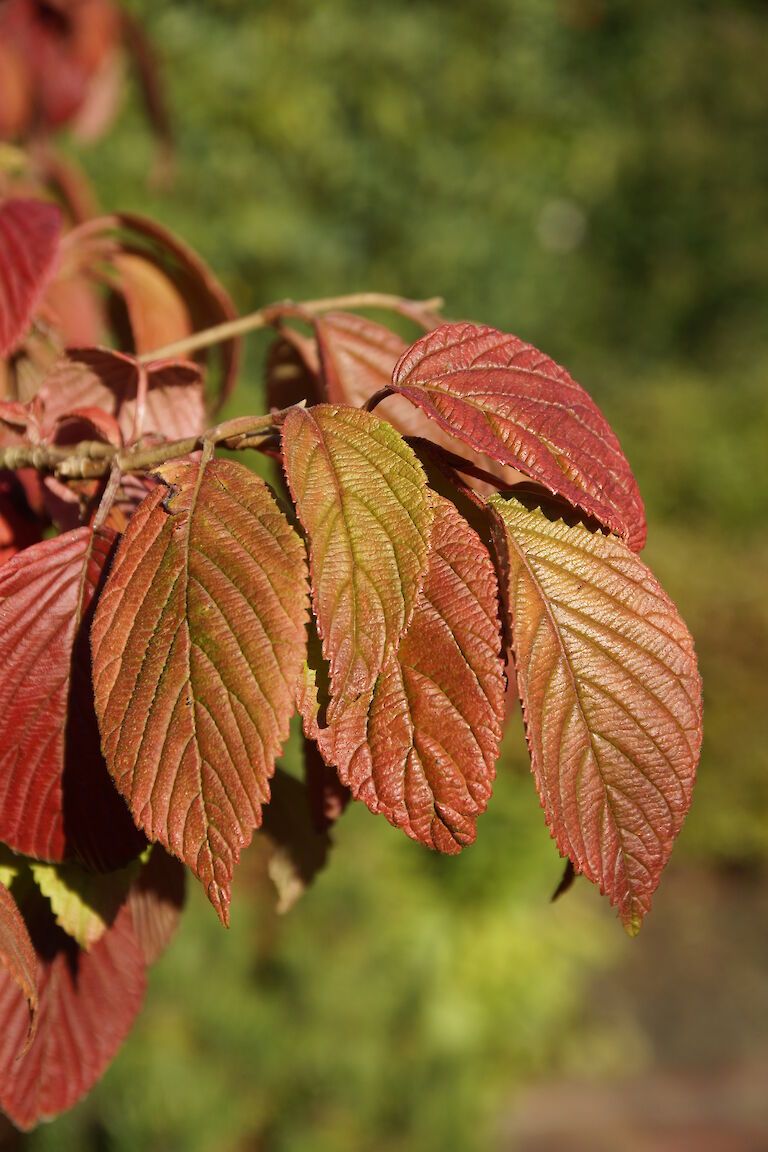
(8, 1, 768, 1148)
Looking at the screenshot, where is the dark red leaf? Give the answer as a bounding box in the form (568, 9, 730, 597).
(303, 734, 350, 833)
(265, 333, 324, 413)
(0, 528, 146, 868)
(260, 769, 331, 913)
(0, 198, 62, 357)
(91, 459, 309, 925)
(0, 882, 37, 1056)
(392, 323, 647, 550)
(128, 846, 186, 966)
(0, 470, 43, 565)
(0, 897, 146, 1131)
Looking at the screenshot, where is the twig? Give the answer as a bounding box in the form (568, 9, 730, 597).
(0, 411, 289, 480)
(136, 293, 444, 364)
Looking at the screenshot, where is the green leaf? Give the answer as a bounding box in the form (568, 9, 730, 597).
(281, 404, 433, 711)
(489, 496, 702, 932)
(91, 458, 309, 926)
(30, 859, 140, 952)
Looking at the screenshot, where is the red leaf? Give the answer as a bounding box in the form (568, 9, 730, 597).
(65, 213, 241, 411)
(38, 347, 205, 442)
(490, 496, 702, 931)
(0, 470, 43, 565)
(303, 734, 349, 833)
(392, 323, 647, 550)
(265, 333, 324, 413)
(91, 460, 309, 925)
(0, 883, 37, 1056)
(315, 311, 408, 406)
(0, 528, 146, 868)
(0, 898, 146, 1131)
(317, 495, 506, 852)
(0, 198, 62, 357)
(307, 313, 528, 495)
(282, 404, 433, 711)
(128, 845, 186, 966)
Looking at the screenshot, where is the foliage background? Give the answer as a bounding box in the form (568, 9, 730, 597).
(6, 0, 768, 1148)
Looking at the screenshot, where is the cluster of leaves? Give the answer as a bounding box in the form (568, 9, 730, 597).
(0, 193, 702, 1130)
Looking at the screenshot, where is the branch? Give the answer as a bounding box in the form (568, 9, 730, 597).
(0, 411, 289, 480)
(136, 292, 444, 364)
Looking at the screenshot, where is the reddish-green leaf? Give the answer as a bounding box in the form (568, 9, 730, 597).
(0, 898, 146, 1131)
(319, 494, 506, 852)
(91, 459, 309, 925)
(282, 404, 433, 711)
(490, 496, 702, 932)
(0, 198, 62, 357)
(0, 529, 146, 868)
(393, 323, 647, 550)
(0, 882, 37, 1055)
(128, 845, 186, 966)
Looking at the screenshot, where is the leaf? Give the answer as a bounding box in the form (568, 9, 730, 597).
(128, 845, 186, 966)
(303, 733, 350, 833)
(260, 769, 331, 913)
(0, 528, 146, 868)
(281, 404, 433, 711)
(314, 311, 408, 407)
(91, 459, 309, 925)
(308, 313, 528, 495)
(0, 882, 37, 1055)
(30, 859, 139, 952)
(112, 251, 191, 353)
(38, 347, 205, 442)
(0, 469, 43, 565)
(319, 494, 506, 852)
(265, 332, 323, 412)
(489, 496, 702, 932)
(0, 198, 62, 357)
(0, 845, 21, 890)
(392, 323, 647, 550)
(0, 897, 146, 1131)
(65, 213, 241, 411)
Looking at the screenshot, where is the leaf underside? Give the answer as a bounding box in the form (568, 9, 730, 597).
(392, 323, 647, 549)
(314, 494, 506, 852)
(39, 347, 205, 442)
(91, 458, 309, 925)
(0, 198, 62, 358)
(0, 882, 37, 1056)
(128, 845, 186, 966)
(0, 898, 146, 1132)
(0, 528, 146, 868)
(490, 496, 702, 932)
(281, 403, 433, 710)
